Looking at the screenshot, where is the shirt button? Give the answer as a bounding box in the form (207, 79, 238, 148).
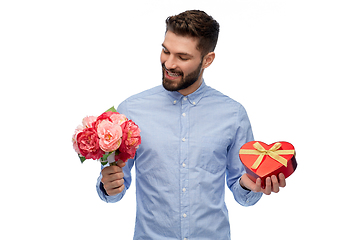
(184, 238, 188, 240)
(173, 100, 177, 104)
(182, 113, 186, 117)
(182, 138, 186, 142)
(183, 213, 187, 218)
(192, 101, 196, 105)
(182, 188, 186, 192)
(183, 97, 188, 101)
(182, 163, 186, 167)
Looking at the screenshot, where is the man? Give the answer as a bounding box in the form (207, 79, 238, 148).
(97, 10, 286, 239)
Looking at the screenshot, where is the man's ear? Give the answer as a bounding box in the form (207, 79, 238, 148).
(202, 52, 215, 69)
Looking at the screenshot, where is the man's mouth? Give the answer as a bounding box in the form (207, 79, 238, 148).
(164, 68, 182, 80)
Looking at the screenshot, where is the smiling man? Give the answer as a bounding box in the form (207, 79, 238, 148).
(97, 10, 286, 240)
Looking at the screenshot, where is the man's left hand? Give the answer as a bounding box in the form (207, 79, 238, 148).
(240, 173, 286, 195)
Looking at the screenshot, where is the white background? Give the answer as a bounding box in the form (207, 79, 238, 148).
(1, 0, 359, 239)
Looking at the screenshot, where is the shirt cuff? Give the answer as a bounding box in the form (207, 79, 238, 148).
(232, 177, 263, 206)
(235, 177, 252, 196)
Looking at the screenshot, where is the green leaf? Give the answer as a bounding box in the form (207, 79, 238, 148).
(100, 152, 112, 166)
(101, 152, 111, 161)
(79, 155, 86, 164)
(105, 106, 117, 112)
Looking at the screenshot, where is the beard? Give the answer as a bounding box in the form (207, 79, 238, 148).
(162, 61, 202, 92)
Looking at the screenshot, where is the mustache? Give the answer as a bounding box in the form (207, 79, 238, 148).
(162, 63, 183, 75)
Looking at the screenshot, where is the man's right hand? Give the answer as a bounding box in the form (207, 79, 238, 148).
(101, 160, 126, 196)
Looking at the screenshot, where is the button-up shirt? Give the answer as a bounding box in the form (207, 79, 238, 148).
(96, 81, 263, 239)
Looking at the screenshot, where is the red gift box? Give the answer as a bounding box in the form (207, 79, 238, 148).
(239, 141, 297, 186)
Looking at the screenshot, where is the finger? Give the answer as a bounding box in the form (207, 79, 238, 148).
(263, 177, 272, 195)
(106, 178, 124, 190)
(278, 173, 286, 188)
(101, 170, 124, 184)
(108, 171, 124, 182)
(253, 178, 262, 192)
(101, 165, 122, 176)
(271, 175, 280, 193)
(105, 181, 125, 196)
(103, 171, 124, 181)
(111, 167, 123, 175)
(104, 178, 124, 192)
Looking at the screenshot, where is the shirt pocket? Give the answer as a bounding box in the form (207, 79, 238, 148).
(198, 137, 229, 174)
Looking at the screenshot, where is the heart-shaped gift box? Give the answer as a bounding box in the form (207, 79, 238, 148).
(239, 141, 297, 186)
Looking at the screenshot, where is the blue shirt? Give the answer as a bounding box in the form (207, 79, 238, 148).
(96, 81, 263, 239)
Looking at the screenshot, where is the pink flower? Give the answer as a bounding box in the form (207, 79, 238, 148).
(77, 128, 104, 160)
(82, 116, 97, 128)
(110, 113, 127, 126)
(72, 125, 84, 154)
(97, 120, 123, 152)
(93, 111, 120, 130)
(116, 120, 141, 162)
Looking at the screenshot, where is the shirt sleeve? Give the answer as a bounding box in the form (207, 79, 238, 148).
(226, 104, 263, 206)
(95, 100, 135, 203)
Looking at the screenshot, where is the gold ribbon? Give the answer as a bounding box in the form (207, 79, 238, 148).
(239, 142, 295, 169)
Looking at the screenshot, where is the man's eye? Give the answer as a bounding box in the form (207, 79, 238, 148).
(163, 49, 169, 54)
(179, 57, 189, 61)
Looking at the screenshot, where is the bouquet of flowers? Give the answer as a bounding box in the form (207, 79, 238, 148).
(72, 106, 141, 165)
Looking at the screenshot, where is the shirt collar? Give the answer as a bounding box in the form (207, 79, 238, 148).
(166, 79, 207, 106)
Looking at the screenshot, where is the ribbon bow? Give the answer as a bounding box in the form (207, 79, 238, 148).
(240, 142, 295, 169)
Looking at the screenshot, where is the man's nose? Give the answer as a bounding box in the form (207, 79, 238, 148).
(164, 55, 177, 70)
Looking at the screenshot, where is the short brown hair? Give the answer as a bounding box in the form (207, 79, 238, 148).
(166, 10, 220, 56)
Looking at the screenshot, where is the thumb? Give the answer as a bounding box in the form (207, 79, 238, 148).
(240, 173, 257, 191)
(116, 160, 126, 168)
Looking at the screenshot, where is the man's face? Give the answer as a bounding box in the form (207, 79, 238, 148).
(161, 31, 204, 94)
